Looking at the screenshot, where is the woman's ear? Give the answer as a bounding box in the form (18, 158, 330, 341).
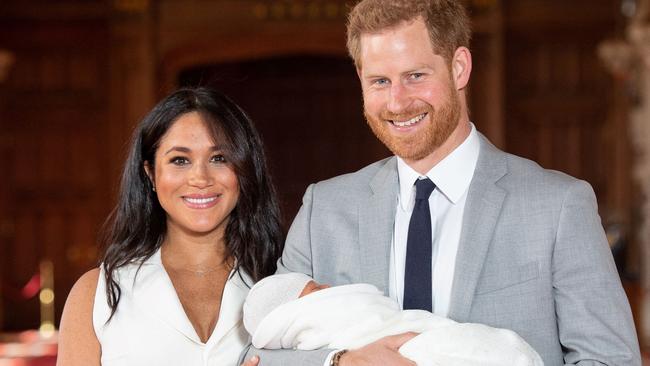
(144, 161, 156, 191)
(451, 46, 472, 90)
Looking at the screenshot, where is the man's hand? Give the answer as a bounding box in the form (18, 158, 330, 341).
(339, 332, 418, 366)
(240, 355, 259, 366)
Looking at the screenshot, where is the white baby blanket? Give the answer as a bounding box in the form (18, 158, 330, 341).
(250, 283, 544, 366)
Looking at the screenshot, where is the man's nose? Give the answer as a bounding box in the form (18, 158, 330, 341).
(386, 82, 412, 114)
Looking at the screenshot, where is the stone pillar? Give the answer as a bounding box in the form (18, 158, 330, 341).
(629, 10, 650, 349)
(599, 0, 650, 348)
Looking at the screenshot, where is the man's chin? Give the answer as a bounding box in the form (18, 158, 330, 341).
(394, 149, 437, 162)
(383, 139, 437, 162)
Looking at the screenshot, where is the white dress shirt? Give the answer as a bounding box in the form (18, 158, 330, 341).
(389, 124, 479, 316)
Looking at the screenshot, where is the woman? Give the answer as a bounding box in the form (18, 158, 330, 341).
(57, 88, 281, 366)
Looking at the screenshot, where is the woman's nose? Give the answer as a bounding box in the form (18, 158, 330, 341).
(188, 163, 213, 188)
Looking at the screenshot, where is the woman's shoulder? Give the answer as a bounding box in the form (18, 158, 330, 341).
(57, 268, 101, 366)
(65, 268, 100, 314)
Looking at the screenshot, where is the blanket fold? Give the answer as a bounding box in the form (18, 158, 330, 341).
(249, 283, 544, 366)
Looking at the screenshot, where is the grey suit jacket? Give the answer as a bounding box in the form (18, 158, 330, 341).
(245, 134, 640, 366)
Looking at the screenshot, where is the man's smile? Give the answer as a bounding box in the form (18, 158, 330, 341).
(389, 112, 427, 128)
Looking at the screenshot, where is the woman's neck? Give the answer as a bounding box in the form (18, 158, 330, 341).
(161, 224, 230, 270)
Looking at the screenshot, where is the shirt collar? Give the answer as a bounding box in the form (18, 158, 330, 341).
(397, 123, 480, 210)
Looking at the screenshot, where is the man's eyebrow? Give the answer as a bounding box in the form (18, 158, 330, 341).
(362, 72, 385, 79)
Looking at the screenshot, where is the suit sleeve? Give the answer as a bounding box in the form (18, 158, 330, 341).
(277, 183, 316, 276)
(553, 180, 641, 365)
(241, 184, 334, 366)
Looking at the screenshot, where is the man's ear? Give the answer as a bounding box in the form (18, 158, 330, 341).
(451, 46, 472, 90)
(144, 161, 155, 191)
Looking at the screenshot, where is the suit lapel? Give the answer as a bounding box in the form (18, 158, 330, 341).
(448, 135, 507, 322)
(358, 157, 398, 295)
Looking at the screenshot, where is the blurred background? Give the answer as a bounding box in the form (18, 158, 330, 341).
(1, 0, 649, 363)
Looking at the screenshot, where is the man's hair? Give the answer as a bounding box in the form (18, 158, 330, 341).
(346, 0, 471, 67)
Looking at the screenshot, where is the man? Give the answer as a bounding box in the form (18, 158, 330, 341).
(243, 0, 641, 365)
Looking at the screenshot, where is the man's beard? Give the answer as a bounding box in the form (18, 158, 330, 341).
(364, 80, 461, 161)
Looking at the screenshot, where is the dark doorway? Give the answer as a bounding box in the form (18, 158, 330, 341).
(179, 55, 389, 226)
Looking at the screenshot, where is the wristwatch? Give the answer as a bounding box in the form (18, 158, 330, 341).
(330, 349, 348, 366)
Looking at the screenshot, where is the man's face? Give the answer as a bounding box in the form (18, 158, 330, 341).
(358, 18, 461, 163)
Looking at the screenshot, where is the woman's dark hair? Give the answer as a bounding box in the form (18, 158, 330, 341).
(101, 87, 283, 317)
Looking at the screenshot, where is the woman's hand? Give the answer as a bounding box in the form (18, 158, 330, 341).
(241, 355, 260, 366)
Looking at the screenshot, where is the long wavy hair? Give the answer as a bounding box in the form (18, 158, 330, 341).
(101, 87, 283, 318)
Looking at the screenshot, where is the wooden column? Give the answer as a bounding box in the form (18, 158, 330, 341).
(0, 48, 15, 330)
(468, 0, 505, 148)
(108, 0, 156, 191)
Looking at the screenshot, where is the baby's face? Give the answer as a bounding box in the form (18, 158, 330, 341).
(299, 280, 330, 298)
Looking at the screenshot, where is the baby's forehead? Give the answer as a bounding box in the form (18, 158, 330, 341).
(243, 272, 316, 335)
(248, 273, 313, 301)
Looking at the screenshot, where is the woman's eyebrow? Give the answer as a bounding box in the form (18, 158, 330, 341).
(164, 145, 222, 155)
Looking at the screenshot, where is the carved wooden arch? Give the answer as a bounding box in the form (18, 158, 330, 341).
(159, 28, 350, 96)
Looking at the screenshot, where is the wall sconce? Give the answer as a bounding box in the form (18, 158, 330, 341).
(0, 49, 15, 84)
(38, 260, 56, 338)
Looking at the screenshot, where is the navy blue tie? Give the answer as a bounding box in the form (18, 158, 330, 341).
(403, 178, 436, 312)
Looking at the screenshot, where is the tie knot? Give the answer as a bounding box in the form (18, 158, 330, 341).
(414, 178, 436, 201)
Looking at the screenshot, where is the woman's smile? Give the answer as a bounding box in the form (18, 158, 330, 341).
(182, 194, 220, 209)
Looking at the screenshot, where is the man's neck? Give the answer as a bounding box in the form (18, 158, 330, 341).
(402, 119, 472, 175)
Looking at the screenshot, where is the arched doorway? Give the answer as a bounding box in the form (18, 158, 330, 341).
(179, 55, 389, 224)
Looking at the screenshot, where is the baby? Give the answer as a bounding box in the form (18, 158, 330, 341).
(243, 273, 544, 366)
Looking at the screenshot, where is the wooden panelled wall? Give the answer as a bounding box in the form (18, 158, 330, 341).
(0, 0, 634, 332)
(503, 0, 635, 273)
(0, 8, 113, 329)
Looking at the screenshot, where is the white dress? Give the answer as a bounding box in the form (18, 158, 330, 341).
(93, 249, 251, 366)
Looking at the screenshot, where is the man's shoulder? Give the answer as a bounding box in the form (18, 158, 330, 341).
(496, 147, 590, 197)
(311, 156, 395, 193)
(505, 152, 574, 180)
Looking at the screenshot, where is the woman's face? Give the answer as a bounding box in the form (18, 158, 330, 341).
(146, 112, 239, 239)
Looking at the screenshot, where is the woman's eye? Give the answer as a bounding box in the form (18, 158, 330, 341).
(210, 154, 226, 163)
(170, 157, 189, 165)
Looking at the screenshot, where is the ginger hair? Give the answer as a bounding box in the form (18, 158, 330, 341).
(346, 0, 471, 67)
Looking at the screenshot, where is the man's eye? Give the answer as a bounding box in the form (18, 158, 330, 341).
(170, 157, 189, 165)
(410, 73, 424, 80)
(374, 78, 389, 86)
(211, 154, 226, 163)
